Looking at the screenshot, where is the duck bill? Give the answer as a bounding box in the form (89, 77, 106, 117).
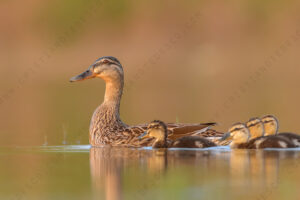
(219, 132, 232, 141)
(138, 131, 150, 139)
(70, 68, 95, 82)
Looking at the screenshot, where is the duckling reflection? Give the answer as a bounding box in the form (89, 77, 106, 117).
(228, 150, 281, 189)
(141, 120, 217, 148)
(262, 115, 300, 147)
(228, 150, 251, 185)
(248, 150, 265, 186)
(262, 151, 280, 187)
(89, 147, 168, 200)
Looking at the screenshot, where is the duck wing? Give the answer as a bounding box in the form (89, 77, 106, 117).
(166, 122, 222, 140)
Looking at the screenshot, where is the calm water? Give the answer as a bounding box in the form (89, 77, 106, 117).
(1, 145, 300, 200)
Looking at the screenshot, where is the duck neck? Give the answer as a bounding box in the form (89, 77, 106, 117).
(104, 77, 123, 105)
(98, 76, 126, 128)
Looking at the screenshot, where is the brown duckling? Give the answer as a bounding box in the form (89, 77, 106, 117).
(262, 115, 300, 147)
(140, 120, 217, 148)
(218, 117, 265, 146)
(221, 123, 296, 149)
(261, 115, 279, 136)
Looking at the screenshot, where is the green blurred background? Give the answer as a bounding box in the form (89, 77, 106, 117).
(1, 0, 300, 146)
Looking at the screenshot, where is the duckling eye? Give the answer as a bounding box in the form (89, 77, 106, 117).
(102, 60, 110, 64)
(152, 125, 160, 129)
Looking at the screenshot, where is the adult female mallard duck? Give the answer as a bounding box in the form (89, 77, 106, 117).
(140, 120, 217, 148)
(221, 122, 296, 149)
(70, 56, 223, 146)
(262, 115, 300, 147)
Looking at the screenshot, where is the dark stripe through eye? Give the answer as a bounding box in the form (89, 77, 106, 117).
(263, 120, 274, 123)
(231, 127, 243, 132)
(149, 125, 159, 129)
(247, 122, 260, 128)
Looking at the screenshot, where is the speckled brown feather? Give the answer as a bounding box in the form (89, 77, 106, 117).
(90, 117, 220, 147)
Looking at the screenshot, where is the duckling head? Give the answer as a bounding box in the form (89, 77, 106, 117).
(225, 123, 250, 147)
(141, 120, 168, 143)
(261, 115, 278, 136)
(246, 117, 265, 139)
(70, 56, 123, 83)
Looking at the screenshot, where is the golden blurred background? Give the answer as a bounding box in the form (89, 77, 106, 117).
(1, 0, 300, 146)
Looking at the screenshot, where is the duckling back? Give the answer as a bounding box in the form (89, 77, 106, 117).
(171, 136, 216, 148)
(245, 135, 296, 149)
(277, 132, 300, 147)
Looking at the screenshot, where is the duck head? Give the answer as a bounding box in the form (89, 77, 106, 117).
(246, 117, 265, 139)
(70, 56, 123, 83)
(261, 115, 278, 136)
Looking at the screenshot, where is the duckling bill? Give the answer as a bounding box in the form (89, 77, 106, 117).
(142, 120, 217, 148)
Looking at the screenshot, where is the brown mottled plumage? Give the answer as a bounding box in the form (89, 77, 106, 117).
(70, 56, 223, 146)
(141, 120, 217, 148)
(262, 115, 300, 147)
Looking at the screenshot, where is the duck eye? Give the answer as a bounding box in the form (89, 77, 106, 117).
(102, 60, 110, 64)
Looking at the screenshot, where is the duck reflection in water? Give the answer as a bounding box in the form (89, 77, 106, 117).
(89, 147, 168, 200)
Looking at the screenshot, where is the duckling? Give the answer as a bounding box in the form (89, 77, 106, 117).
(262, 115, 300, 147)
(221, 123, 250, 149)
(221, 123, 296, 149)
(140, 120, 217, 148)
(218, 117, 265, 146)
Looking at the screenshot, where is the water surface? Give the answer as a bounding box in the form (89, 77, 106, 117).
(1, 146, 300, 200)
